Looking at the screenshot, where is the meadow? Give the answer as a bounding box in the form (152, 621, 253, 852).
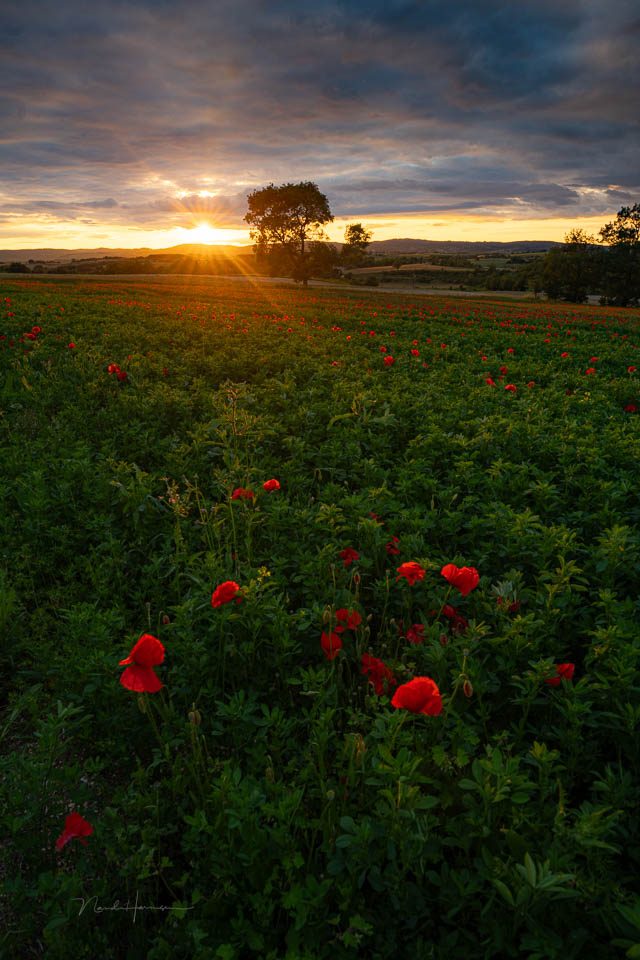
(1, 275, 639, 959)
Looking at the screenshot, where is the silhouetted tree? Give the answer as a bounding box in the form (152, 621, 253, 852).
(341, 223, 372, 266)
(598, 204, 640, 306)
(245, 182, 333, 285)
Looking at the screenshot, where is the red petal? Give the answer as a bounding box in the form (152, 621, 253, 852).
(120, 664, 163, 692)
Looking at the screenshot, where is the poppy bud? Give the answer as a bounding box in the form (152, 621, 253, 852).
(322, 605, 332, 624)
(326, 789, 335, 801)
(162, 614, 171, 625)
(463, 681, 473, 698)
(353, 572, 360, 585)
(441, 635, 447, 646)
(188, 706, 202, 726)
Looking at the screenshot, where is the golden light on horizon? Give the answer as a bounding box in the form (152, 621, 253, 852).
(174, 222, 249, 245)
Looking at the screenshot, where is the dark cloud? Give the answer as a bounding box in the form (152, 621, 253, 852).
(0, 0, 638, 236)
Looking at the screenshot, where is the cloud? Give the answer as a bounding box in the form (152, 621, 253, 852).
(0, 0, 637, 239)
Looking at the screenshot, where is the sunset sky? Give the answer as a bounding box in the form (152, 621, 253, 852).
(1, 0, 638, 249)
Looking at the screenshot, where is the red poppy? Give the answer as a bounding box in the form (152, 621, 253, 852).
(339, 548, 359, 567)
(624, 404, 637, 413)
(396, 561, 425, 585)
(442, 604, 468, 633)
(335, 608, 362, 629)
(211, 581, 243, 607)
(628, 366, 636, 373)
(485, 377, 496, 386)
(561, 352, 569, 358)
(384, 356, 395, 366)
(499, 365, 507, 375)
(119, 633, 165, 692)
(406, 623, 425, 645)
(544, 662, 575, 686)
(117, 371, 128, 381)
(411, 349, 420, 356)
(526, 381, 535, 387)
(385, 536, 400, 555)
(263, 478, 280, 492)
(507, 348, 514, 354)
(441, 564, 479, 595)
(361, 653, 396, 695)
(107, 364, 120, 375)
(391, 677, 442, 715)
(321, 630, 342, 660)
(31, 326, 41, 334)
(231, 487, 254, 500)
(585, 368, 596, 375)
(505, 384, 516, 392)
(56, 812, 93, 851)
(68, 342, 76, 349)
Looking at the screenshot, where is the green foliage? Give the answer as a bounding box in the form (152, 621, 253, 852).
(0, 277, 639, 958)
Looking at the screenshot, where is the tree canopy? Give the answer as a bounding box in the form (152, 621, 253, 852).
(244, 181, 333, 283)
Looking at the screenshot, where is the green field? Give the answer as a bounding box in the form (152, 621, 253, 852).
(1, 276, 640, 959)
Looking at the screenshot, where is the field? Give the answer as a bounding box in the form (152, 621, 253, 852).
(1, 276, 640, 959)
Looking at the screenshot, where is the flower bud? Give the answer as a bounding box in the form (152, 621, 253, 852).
(322, 605, 332, 624)
(326, 789, 335, 802)
(463, 680, 473, 698)
(188, 704, 201, 725)
(162, 614, 171, 625)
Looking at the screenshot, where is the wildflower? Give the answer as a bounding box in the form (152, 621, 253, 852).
(624, 404, 637, 413)
(585, 368, 596, 375)
(628, 366, 636, 373)
(119, 633, 165, 692)
(441, 564, 479, 596)
(263, 478, 280, 492)
(211, 581, 243, 607)
(505, 384, 516, 392)
(544, 663, 575, 686)
(107, 364, 120, 375)
(117, 371, 128, 381)
(561, 352, 569, 358)
(339, 548, 359, 567)
(321, 630, 342, 660)
(485, 377, 496, 386)
(68, 342, 76, 349)
(411, 349, 420, 357)
(396, 561, 425, 585)
(507, 348, 514, 354)
(384, 356, 395, 367)
(361, 653, 396, 695)
(56, 812, 93, 851)
(499, 365, 507, 375)
(31, 326, 41, 334)
(335, 608, 362, 629)
(391, 677, 442, 715)
(406, 623, 425, 645)
(442, 604, 469, 633)
(231, 487, 254, 500)
(526, 381, 535, 387)
(463, 680, 473, 698)
(385, 536, 400, 555)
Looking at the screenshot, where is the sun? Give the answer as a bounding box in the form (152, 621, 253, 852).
(186, 222, 230, 244)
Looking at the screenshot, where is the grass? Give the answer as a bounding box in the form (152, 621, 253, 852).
(1, 276, 640, 959)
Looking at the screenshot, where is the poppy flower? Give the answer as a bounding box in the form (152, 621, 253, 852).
(384, 356, 395, 366)
(442, 604, 469, 633)
(624, 404, 637, 413)
(411, 349, 420, 357)
(107, 364, 120, 375)
(231, 487, 254, 500)
(56, 812, 93, 851)
(544, 662, 575, 686)
(119, 633, 165, 692)
(585, 368, 596, 375)
(339, 548, 359, 567)
(385, 536, 400, 555)
(561, 352, 569, 358)
(441, 564, 479, 596)
(499, 365, 508, 375)
(211, 581, 243, 607)
(526, 381, 535, 387)
(628, 366, 636, 373)
(117, 371, 128, 381)
(263, 478, 280, 492)
(361, 653, 396, 695)
(391, 677, 442, 715)
(321, 630, 342, 660)
(31, 326, 41, 334)
(406, 623, 425, 645)
(396, 561, 425, 585)
(505, 384, 516, 392)
(485, 377, 496, 386)
(335, 608, 362, 629)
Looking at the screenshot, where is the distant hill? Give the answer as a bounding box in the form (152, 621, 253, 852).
(0, 238, 561, 264)
(0, 244, 251, 264)
(367, 239, 562, 255)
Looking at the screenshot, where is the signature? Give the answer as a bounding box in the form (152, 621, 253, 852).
(71, 890, 194, 923)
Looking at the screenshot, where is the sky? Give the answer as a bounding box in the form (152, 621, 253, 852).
(1, 0, 639, 249)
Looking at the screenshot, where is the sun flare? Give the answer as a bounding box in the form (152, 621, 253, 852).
(183, 222, 231, 245)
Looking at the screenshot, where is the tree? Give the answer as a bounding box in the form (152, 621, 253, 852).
(245, 181, 333, 284)
(598, 203, 640, 306)
(341, 223, 372, 266)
